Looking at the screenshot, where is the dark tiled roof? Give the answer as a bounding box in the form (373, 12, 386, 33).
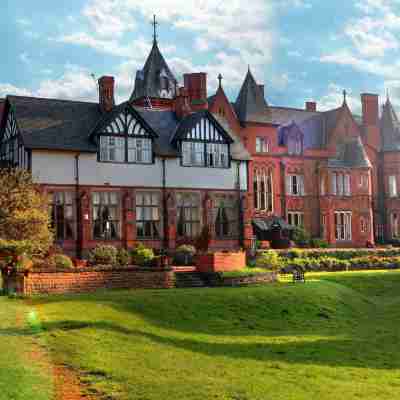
(130, 41, 177, 101)
(267, 106, 319, 125)
(327, 137, 371, 168)
(8, 96, 101, 152)
(234, 70, 269, 123)
(380, 98, 400, 151)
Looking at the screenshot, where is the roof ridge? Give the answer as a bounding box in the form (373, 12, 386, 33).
(7, 95, 98, 105)
(269, 105, 321, 113)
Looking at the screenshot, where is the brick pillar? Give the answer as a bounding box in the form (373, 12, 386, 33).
(242, 192, 254, 250)
(204, 192, 214, 244)
(167, 191, 176, 250)
(123, 191, 135, 248)
(80, 190, 91, 253)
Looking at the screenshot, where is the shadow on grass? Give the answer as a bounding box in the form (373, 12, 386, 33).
(0, 318, 398, 371)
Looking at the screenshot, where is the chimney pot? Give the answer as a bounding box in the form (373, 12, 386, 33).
(98, 76, 115, 112)
(361, 93, 379, 126)
(306, 101, 317, 112)
(183, 72, 208, 110)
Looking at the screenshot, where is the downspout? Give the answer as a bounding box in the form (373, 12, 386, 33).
(74, 154, 82, 259)
(237, 161, 244, 248)
(162, 158, 168, 251)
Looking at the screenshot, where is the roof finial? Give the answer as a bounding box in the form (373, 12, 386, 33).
(386, 88, 390, 102)
(343, 89, 347, 104)
(218, 73, 223, 88)
(151, 14, 158, 44)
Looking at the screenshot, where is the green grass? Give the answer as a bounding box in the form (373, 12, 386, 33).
(0, 297, 52, 400)
(221, 267, 271, 278)
(3, 270, 400, 399)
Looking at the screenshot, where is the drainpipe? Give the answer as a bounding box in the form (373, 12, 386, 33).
(237, 161, 244, 248)
(162, 158, 168, 252)
(74, 154, 82, 259)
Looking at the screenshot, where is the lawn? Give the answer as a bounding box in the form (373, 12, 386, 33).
(4, 270, 400, 399)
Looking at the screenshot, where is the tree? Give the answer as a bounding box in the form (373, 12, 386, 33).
(0, 168, 53, 255)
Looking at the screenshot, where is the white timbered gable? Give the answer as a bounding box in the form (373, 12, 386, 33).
(184, 117, 226, 143)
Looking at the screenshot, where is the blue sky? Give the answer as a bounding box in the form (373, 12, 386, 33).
(1, 0, 400, 113)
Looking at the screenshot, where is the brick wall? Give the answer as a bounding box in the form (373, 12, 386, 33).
(195, 252, 246, 272)
(3, 267, 175, 295)
(218, 272, 278, 286)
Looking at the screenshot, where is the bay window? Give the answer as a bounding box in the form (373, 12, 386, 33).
(214, 195, 238, 238)
(335, 211, 352, 241)
(177, 192, 201, 238)
(50, 192, 75, 240)
(92, 192, 120, 240)
(136, 192, 161, 239)
(182, 141, 229, 168)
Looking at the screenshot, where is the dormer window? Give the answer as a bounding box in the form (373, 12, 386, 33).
(288, 136, 302, 155)
(177, 114, 232, 169)
(97, 107, 154, 164)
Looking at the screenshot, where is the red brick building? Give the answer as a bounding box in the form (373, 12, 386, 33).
(0, 36, 399, 253)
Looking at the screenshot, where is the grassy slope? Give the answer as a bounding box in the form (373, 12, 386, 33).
(26, 271, 400, 400)
(0, 298, 52, 400)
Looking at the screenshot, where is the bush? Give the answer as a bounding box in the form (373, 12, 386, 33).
(50, 254, 74, 269)
(309, 238, 329, 248)
(131, 243, 154, 267)
(89, 245, 118, 265)
(292, 226, 310, 247)
(174, 244, 196, 266)
(117, 248, 131, 267)
(255, 250, 281, 272)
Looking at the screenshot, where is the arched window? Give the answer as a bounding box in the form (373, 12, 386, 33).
(254, 168, 273, 212)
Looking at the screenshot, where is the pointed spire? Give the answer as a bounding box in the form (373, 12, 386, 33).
(386, 88, 390, 103)
(218, 73, 223, 89)
(342, 89, 347, 105)
(151, 14, 158, 44)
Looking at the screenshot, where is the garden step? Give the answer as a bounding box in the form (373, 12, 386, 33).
(175, 272, 208, 288)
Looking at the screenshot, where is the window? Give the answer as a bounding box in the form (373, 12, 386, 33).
(128, 138, 152, 163)
(254, 169, 273, 211)
(100, 136, 125, 162)
(177, 193, 201, 237)
(359, 174, 368, 189)
(360, 217, 368, 234)
(286, 174, 305, 196)
(335, 211, 352, 241)
(214, 195, 238, 238)
(321, 214, 327, 238)
(288, 212, 304, 227)
(332, 172, 351, 196)
(92, 192, 120, 240)
(50, 192, 75, 240)
(320, 176, 326, 196)
(136, 192, 161, 239)
(256, 137, 269, 153)
(182, 141, 229, 168)
(288, 137, 302, 155)
(391, 212, 399, 238)
(389, 175, 397, 197)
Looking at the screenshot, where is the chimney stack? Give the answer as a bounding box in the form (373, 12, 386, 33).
(183, 73, 208, 111)
(174, 87, 191, 119)
(305, 101, 317, 112)
(361, 93, 379, 126)
(98, 76, 115, 112)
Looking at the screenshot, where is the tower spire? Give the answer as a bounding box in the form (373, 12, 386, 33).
(218, 73, 223, 88)
(151, 14, 158, 44)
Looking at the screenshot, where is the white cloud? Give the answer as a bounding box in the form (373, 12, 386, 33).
(0, 83, 33, 98)
(317, 83, 360, 113)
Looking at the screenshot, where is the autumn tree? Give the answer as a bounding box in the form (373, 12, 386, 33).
(0, 168, 53, 255)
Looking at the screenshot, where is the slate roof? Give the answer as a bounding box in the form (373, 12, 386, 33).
(327, 137, 371, 168)
(130, 40, 177, 101)
(8, 96, 101, 152)
(380, 98, 400, 151)
(234, 69, 269, 123)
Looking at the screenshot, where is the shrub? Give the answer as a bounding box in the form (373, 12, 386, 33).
(50, 254, 74, 269)
(310, 238, 329, 248)
(174, 244, 196, 266)
(117, 248, 130, 267)
(176, 244, 196, 255)
(256, 250, 281, 272)
(89, 245, 118, 265)
(131, 243, 154, 267)
(287, 248, 304, 259)
(292, 226, 310, 247)
(0, 168, 53, 255)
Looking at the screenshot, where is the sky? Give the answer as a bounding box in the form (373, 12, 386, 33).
(1, 0, 400, 114)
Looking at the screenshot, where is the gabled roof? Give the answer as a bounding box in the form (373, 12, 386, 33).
(130, 40, 177, 101)
(234, 69, 269, 123)
(380, 98, 400, 151)
(327, 136, 371, 168)
(6, 96, 101, 152)
(171, 110, 234, 145)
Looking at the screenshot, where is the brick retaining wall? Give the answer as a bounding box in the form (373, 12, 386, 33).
(2, 267, 175, 295)
(215, 272, 278, 287)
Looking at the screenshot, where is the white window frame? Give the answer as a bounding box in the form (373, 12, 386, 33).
(332, 172, 351, 196)
(254, 169, 274, 212)
(389, 175, 397, 198)
(256, 137, 269, 153)
(288, 211, 304, 227)
(360, 216, 368, 234)
(391, 212, 399, 238)
(286, 174, 305, 196)
(127, 137, 152, 163)
(100, 136, 125, 162)
(334, 211, 352, 241)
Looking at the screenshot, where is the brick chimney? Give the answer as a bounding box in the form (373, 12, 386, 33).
(305, 101, 317, 112)
(361, 93, 380, 150)
(98, 76, 115, 112)
(361, 93, 379, 126)
(183, 73, 208, 111)
(174, 87, 192, 119)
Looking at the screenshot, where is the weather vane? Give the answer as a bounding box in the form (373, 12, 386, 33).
(151, 14, 158, 43)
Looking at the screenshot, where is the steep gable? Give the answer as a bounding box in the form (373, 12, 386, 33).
(381, 98, 400, 151)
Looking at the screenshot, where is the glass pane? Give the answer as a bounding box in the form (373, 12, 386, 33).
(136, 206, 143, 220)
(110, 192, 118, 205)
(137, 222, 144, 237)
(136, 193, 143, 205)
(152, 207, 159, 220)
(144, 194, 151, 206)
(151, 193, 159, 206)
(65, 205, 73, 219)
